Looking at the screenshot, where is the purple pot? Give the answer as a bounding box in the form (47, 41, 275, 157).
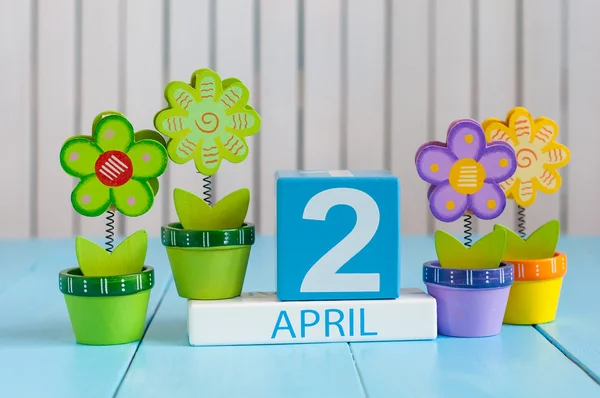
(423, 261, 514, 338)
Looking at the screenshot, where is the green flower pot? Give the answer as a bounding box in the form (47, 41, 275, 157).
(161, 222, 255, 300)
(59, 266, 154, 345)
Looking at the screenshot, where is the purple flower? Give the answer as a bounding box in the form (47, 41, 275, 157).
(415, 119, 517, 222)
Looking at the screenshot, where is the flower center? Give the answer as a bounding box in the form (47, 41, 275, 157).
(95, 150, 133, 187)
(515, 145, 540, 179)
(449, 158, 486, 195)
(194, 112, 220, 134)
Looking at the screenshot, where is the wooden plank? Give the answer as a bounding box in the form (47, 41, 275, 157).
(116, 237, 365, 398)
(166, 0, 211, 224)
(351, 325, 600, 397)
(521, 0, 563, 234)
(433, 0, 473, 236)
(79, 0, 121, 237)
(345, 0, 385, 170)
(390, 0, 429, 235)
(0, 239, 55, 295)
(303, 0, 342, 170)
(123, 0, 166, 237)
(0, 238, 172, 397)
(350, 236, 600, 396)
(566, 0, 599, 234)
(214, 0, 257, 223)
(37, 0, 77, 238)
(476, 0, 517, 234)
(0, 0, 32, 238)
(258, 0, 298, 234)
(536, 237, 600, 383)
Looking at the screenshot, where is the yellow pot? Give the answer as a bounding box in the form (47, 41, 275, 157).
(503, 252, 567, 325)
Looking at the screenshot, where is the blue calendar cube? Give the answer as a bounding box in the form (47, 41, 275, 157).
(275, 170, 400, 301)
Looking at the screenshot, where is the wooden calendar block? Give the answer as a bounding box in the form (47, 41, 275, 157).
(188, 289, 436, 346)
(275, 170, 400, 301)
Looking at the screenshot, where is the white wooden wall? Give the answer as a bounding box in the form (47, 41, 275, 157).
(0, 0, 594, 238)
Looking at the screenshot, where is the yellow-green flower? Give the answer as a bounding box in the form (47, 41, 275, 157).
(154, 68, 260, 176)
(60, 112, 168, 217)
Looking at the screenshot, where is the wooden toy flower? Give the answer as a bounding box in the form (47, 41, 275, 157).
(154, 68, 261, 176)
(60, 114, 168, 217)
(483, 107, 570, 207)
(415, 119, 517, 222)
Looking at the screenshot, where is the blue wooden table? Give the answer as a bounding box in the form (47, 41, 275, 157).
(0, 236, 598, 397)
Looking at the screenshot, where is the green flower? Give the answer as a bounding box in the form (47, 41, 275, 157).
(60, 112, 168, 217)
(154, 68, 261, 176)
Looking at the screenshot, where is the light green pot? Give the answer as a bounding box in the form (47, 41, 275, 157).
(161, 222, 255, 300)
(59, 266, 154, 345)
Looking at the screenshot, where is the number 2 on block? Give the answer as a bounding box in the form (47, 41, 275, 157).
(300, 188, 381, 293)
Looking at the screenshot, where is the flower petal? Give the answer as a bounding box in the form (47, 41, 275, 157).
(128, 139, 168, 179)
(479, 143, 517, 183)
(542, 142, 570, 168)
(513, 178, 537, 207)
(509, 109, 534, 145)
(415, 145, 456, 185)
(429, 183, 468, 222)
(218, 132, 249, 163)
(499, 176, 517, 194)
(192, 68, 223, 102)
(60, 137, 102, 177)
(165, 81, 201, 111)
(427, 184, 436, 200)
(535, 168, 562, 194)
(485, 126, 517, 147)
(167, 134, 200, 164)
(154, 108, 190, 139)
(447, 119, 486, 160)
(415, 140, 445, 163)
(226, 108, 261, 137)
(532, 118, 559, 148)
(483, 115, 518, 147)
(93, 115, 134, 152)
(71, 175, 111, 217)
(194, 138, 222, 176)
(220, 78, 249, 112)
(111, 179, 154, 217)
(470, 183, 506, 220)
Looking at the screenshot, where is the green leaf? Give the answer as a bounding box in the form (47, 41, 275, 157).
(75, 237, 109, 276)
(174, 187, 250, 230)
(76, 230, 148, 276)
(435, 229, 507, 269)
(494, 220, 560, 260)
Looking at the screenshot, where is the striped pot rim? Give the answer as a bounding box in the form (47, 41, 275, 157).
(59, 266, 154, 297)
(161, 222, 255, 248)
(423, 261, 514, 289)
(507, 251, 567, 282)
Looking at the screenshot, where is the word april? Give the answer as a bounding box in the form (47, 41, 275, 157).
(271, 307, 377, 339)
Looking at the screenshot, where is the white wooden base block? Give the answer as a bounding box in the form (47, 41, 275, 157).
(188, 288, 437, 346)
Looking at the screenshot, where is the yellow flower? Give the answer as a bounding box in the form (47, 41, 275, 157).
(482, 107, 570, 207)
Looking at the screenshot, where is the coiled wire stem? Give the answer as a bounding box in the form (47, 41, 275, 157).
(463, 213, 473, 247)
(202, 175, 213, 205)
(105, 209, 115, 253)
(517, 205, 526, 238)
